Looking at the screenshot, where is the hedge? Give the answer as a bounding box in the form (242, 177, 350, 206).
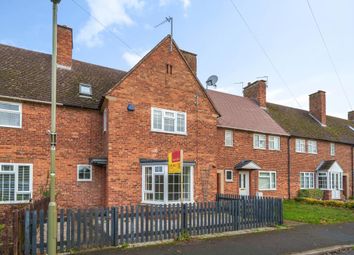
(298, 189, 324, 200)
(295, 197, 354, 209)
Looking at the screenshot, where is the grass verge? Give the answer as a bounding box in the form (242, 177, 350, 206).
(283, 200, 354, 224)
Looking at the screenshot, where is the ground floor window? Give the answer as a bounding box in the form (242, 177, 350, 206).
(0, 163, 32, 204)
(300, 172, 314, 189)
(142, 165, 193, 204)
(317, 171, 343, 190)
(258, 171, 276, 191)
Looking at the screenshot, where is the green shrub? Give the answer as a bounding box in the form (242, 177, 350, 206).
(295, 197, 353, 209)
(0, 224, 4, 233)
(298, 189, 324, 200)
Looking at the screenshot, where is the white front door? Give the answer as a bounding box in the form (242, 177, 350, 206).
(239, 171, 250, 196)
(331, 172, 341, 199)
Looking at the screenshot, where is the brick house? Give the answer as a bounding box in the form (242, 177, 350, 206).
(0, 25, 353, 211)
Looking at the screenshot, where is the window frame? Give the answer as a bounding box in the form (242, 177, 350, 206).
(79, 83, 92, 97)
(0, 163, 33, 204)
(77, 165, 93, 182)
(253, 134, 266, 150)
(225, 169, 233, 182)
(295, 139, 306, 153)
(0, 101, 22, 129)
(300, 172, 315, 189)
(151, 107, 187, 135)
(330, 143, 335, 156)
(268, 135, 280, 151)
(258, 171, 277, 191)
(224, 130, 234, 147)
(141, 164, 194, 204)
(307, 140, 318, 154)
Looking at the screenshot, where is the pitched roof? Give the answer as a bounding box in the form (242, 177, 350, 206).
(235, 160, 261, 170)
(0, 44, 126, 109)
(206, 90, 288, 136)
(266, 103, 354, 145)
(316, 160, 336, 171)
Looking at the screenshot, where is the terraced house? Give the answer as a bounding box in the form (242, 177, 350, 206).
(0, 25, 353, 212)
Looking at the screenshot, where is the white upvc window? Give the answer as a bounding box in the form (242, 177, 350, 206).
(258, 171, 276, 191)
(308, 140, 318, 154)
(77, 165, 92, 181)
(103, 108, 108, 132)
(268, 136, 280, 150)
(0, 101, 22, 128)
(253, 134, 266, 149)
(225, 170, 233, 182)
(300, 172, 315, 189)
(0, 163, 32, 204)
(225, 130, 233, 147)
(151, 107, 187, 135)
(142, 165, 194, 204)
(295, 139, 306, 153)
(330, 143, 335, 156)
(317, 172, 328, 190)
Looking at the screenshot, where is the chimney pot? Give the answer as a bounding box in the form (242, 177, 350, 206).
(348, 110, 354, 121)
(243, 80, 267, 108)
(309, 90, 326, 126)
(57, 25, 73, 68)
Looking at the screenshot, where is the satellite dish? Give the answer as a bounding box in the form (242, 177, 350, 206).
(206, 75, 218, 89)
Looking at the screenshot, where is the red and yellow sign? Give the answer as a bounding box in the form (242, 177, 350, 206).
(168, 150, 183, 174)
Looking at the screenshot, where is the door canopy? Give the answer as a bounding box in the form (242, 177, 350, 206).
(235, 160, 261, 171)
(316, 160, 343, 173)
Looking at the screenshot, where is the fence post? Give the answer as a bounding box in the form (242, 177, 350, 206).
(12, 210, 19, 255)
(182, 203, 187, 232)
(280, 199, 283, 225)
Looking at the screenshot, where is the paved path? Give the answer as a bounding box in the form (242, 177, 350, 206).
(81, 222, 354, 255)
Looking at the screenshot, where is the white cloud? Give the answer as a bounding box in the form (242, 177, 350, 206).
(159, 0, 191, 11)
(77, 0, 144, 48)
(122, 50, 148, 67)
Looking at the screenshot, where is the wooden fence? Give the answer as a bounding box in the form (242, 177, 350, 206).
(0, 197, 49, 255)
(22, 196, 282, 255)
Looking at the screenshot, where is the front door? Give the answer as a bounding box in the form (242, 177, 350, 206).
(239, 171, 249, 196)
(331, 172, 341, 200)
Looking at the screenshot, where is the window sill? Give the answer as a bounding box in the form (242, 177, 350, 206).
(258, 189, 277, 191)
(141, 200, 194, 205)
(0, 124, 22, 129)
(225, 180, 233, 183)
(0, 200, 31, 205)
(224, 145, 234, 148)
(269, 149, 281, 151)
(151, 130, 187, 136)
(253, 147, 266, 150)
(295, 151, 306, 154)
(308, 152, 318, 155)
(77, 179, 92, 182)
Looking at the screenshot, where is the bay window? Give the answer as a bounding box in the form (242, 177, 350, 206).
(142, 165, 193, 203)
(151, 107, 187, 135)
(258, 171, 276, 190)
(0, 163, 32, 204)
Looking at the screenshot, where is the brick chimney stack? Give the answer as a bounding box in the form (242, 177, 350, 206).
(57, 25, 73, 69)
(243, 80, 267, 108)
(181, 50, 197, 75)
(348, 111, 354, 121)
(309, 90, 326, 126)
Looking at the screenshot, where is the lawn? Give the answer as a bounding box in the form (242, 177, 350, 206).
(283, 200, 354, 224)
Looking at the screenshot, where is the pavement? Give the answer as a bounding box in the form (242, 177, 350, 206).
(80, 222, 354, 255)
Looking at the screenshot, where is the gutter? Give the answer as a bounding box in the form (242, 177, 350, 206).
(287, 137, 291, 199)
(0, 94, 63, 106)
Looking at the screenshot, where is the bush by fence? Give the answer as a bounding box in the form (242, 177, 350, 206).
(20, 196, 282, 255)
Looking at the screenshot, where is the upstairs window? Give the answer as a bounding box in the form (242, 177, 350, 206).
(330, 143, 335, 156)
(0, 101, 22, 128)
(307, 140, 318, 154)
(295, 139, 306, 153)
(268, 136, 280, 150)
(151, 107, 187, 135)
(225, 130, 233, 147)
(0, 163, 32, 204)
(79, 83, 92, 97)
(253, 134, 266, 149)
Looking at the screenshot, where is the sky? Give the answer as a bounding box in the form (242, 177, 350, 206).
(0, 0, 353, 118)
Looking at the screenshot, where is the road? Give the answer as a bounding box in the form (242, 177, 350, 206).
(81, 222, 354, 255)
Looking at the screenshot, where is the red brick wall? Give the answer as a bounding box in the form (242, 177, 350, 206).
(0, 101, 106, 209)
(309, 91, 326, 125)
(216, 128, 289, 199)
(289, 138, 353, 198)
(243, 80, 267, 108)
(105, 38, 218, 206)
(57, 25, 72, 68)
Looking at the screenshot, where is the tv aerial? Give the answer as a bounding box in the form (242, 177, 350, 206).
(206, 75, 218, 89)
(155, 16, 173, 52)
